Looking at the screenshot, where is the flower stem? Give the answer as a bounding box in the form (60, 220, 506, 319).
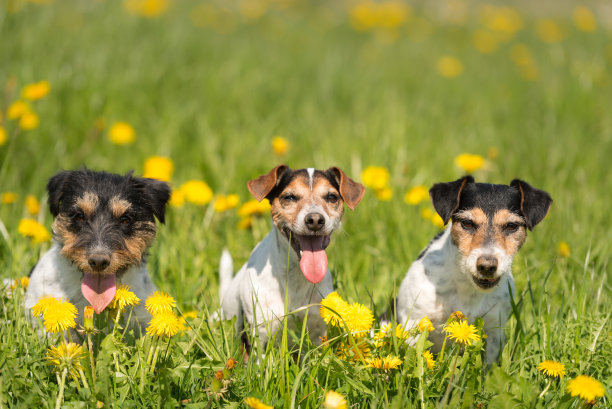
(87, 334, 96, 383)
(55, 367, 68, 409)
(440, 352, 459, 407)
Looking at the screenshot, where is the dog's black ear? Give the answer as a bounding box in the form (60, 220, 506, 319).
(247, 165, 289, 202)
(47, 171, 73, 217)
(138, 177, 171, 224)
(429, 175, 475, 224)
(327, 167, 365, 210)
(510, 179, 552, 230)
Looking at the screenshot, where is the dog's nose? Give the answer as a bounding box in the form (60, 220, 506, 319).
(304, 213, 325, 231)
(88, 254, 111, 271)
(476, 255, 498, 277)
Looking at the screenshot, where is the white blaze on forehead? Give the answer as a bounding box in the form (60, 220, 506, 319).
(306, 168, 315, 190)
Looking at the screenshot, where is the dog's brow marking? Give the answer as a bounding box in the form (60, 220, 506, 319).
(76, 192, 99, 217)
(109, 196, 132, 218)
(306, 168, 315, 190)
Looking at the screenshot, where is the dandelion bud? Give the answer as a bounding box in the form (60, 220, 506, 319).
(84, 306, 94, 330)
(214, 370, 224, 381)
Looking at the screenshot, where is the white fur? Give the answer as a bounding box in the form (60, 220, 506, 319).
(25, 243, 157, 331)
(396, 225, 515, 363)
(306, 168, 315, 190)
(220, 227, 333, 348)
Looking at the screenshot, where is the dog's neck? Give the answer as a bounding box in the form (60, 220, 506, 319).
(271, 226, 301, 270)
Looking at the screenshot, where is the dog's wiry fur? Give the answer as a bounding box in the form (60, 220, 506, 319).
(219, 165, 365, 350)
(396, 176, 552, 362)
(26, 169, 170, 331)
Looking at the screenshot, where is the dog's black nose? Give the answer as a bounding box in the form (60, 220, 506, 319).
(476, 255, 498, 277)
(304, 213, 325, 231)
(88, 254, 111, 271)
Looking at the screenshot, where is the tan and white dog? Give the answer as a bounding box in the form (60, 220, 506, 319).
(219, 165, 365, 349)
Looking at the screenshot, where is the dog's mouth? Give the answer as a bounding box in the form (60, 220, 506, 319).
(283, 228, 331, 284)
(471, 274, 501, 290)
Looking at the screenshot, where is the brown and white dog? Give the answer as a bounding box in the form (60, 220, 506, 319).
(25, 169, 170, 331)
(219, 165, 365, 349)
(396, 176, 552, 362)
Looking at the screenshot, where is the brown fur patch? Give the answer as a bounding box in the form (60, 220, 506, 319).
(109, 196, 131, 218)
(451, 208, 488, 257)
(76, 192, 99, 217)
(492, 209, 526, 255)
(53, 214, 90, 271)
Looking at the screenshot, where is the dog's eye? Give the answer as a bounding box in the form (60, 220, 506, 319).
(73, 212, 85, 223)
(281, 194, 299, 202)
(460, 220, 477, 231)
(325, 193, 339, 203)
(119, 215, 131, 225)
(504, 223, 519, 232)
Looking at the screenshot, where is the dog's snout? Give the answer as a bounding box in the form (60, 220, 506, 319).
(88, 253, 111, 271)
(476, 255, 498, 276)
(304, 212, 325, 231)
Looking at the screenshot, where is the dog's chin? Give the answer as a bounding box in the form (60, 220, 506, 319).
(282, 227, 331, 259)
(470, 274, 501, 290)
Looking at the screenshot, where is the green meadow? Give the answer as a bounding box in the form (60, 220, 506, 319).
(0, 0, 610, 407)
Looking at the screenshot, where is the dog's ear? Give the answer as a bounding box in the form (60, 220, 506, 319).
(327, 167, 365, 210)
(47, 170, 73, 217)
(510, 179, 552, 230)
(247, 165, 289, 202)
(137, 177, 171, 224)
(429, 175, 474, 224)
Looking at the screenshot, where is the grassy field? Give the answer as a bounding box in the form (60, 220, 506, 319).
(1, 0, 611, 407)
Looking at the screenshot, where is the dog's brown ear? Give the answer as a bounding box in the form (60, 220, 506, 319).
(429, 175, 474, 224)
(327, 167, 365, 210)
(247, 165, 290, 202)
(510, 179, 552, 230)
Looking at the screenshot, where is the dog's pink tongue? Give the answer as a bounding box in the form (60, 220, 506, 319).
(296, 235, 328, 284)
(82, 273, 116, 314)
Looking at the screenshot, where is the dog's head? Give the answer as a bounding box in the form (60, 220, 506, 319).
(47, 169, 171, 313)
(430, 176, 552, 291)
(247, 165, 365, 284)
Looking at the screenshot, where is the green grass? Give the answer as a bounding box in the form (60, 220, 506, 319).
(1, 0, 611, 407)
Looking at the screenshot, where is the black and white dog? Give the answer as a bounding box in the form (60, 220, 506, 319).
(396, 176, 552, 362)
(25, 169, 170, 330)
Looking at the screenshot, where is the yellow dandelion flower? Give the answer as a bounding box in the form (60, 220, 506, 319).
(431, 213, 445, 229)
(7, 100, 30, 119)
(343, 302, 374, 338)
(423, 350, 435, 369)
(238, 199, 271, 217)
(46, 342, 86, 380)
(25, 195, 41, 215)
(244, 397, 273, 409)
(169, 187, 185, 208)
(444, 320, 480, 346)
(180, 180, 213, 206)
(213, 194, 240, 212)
(123, 0, 170, 18)
(320, 291, 349, 327)
(42, 298, 78, 333)
(480, 5, 523, 41)
(19, 111, 39, 130)
(1, 192, 18, 204)
(374, 186, 392, 201)
(377, 1, 410, 30)
(437, 56, 463, 78)
(361, 166, 390, 191)
(567, 375, 605, 403)
(109, 284, 140, 312)
(271, 136, 290, 155)
(573, 7, 596, 33)
(337, 340, 371, 361)
(21, 81, 50, 100)
(145, 291, 176, 315)
(238, 217, 253, 230)
(473, 29, 498, 54)
(108, 121, 136, 145)
(323, 390, 348, 409)
(537, 360, 565, 378)
(18, 218, 51, 243)
(450, 311, 466, 321)
(418, 316, 434, 332)
(143, 156, 173, 182)
(454, 153, 484, 173)
(146, 311, 182, 337)
(32, 295, 58, 318)
(404, 185, 429, 205)
(536, 19, 564, 44)
(11, 277, 29, 290)
(0, 126, 7, 146)
(365, 355, 402, 370)
(558, 242, 570, 258)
